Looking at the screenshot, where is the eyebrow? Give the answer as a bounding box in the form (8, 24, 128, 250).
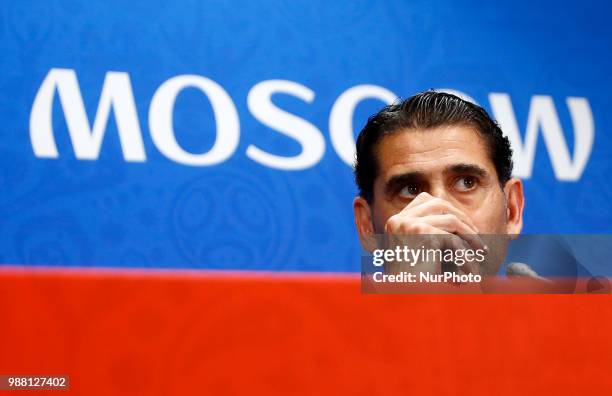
(384, 171, 426, 196)
(383, 163, 489, 196)
(443, 163, 488, 178)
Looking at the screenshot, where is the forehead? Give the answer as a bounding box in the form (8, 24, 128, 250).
(375, 125, 495, 180)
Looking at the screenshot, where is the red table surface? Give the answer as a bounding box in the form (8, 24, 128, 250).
(0, 268, 610, 395)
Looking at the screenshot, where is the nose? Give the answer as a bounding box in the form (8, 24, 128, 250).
(428, 179, 452, 202)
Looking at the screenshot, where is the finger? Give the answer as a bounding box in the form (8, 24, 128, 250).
(417, 226, 479, 274)
(458, 258, 478, 275)
(417, 214, 487, 251)
(390, 193, 476, 234)
(402, 191, 435, 210)
(396, 192, 479, 232)
(447, 233, 479, 274)
(430, 233, 482, 275)
(407, 197, 480, 233)
(409, 223, 446, 274)
(443, 233, 477, 274)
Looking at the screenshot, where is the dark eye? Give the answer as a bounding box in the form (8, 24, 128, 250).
(454, 176, 477, 192)
(398, 184, 421, 199)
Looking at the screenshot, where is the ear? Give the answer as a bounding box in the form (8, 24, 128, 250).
(353, 196, 377, 252)
(503, 178, 524, 236)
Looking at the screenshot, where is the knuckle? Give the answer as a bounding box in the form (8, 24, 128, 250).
(385, 216, 400, 231)
(412, 223, 428, 234)
(429, 196, 441, 205)
(441, 213, 456, 222)
(440, 213, 459, 228)
(449, 215, 463, 227)
(451, 234, 463, 245)
(387, 215, 422, 234)
(400, 222, 414, 233)
(430, 197, 447, 210)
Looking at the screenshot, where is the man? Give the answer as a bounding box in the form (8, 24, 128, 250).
(353, 91, 524, 276)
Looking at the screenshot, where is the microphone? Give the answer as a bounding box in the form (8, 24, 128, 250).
(506, 262, 551, 282)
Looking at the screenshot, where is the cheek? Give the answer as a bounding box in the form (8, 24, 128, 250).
(371, 203, 397, 234)
(372, 210, 387, 234)
(470, 193, 507, 234)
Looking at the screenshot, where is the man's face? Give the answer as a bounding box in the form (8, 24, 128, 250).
(369, 125, 511, 235)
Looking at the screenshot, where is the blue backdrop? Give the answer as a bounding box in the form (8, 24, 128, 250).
(1, 0, 611, 272)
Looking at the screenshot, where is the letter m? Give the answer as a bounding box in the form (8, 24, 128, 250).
(29, 68, 146, 161)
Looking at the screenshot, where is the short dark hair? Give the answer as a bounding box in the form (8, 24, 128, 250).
(354, 90, 513, 203)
